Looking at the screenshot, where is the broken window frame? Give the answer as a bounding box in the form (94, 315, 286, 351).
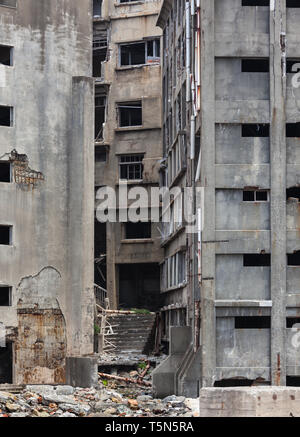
(162, 251, 187, 291)
(95, 93, 107, 141)
(117, 101, 142, 128)
(0, 286, 12, 307)
(119, 154, 144, 181)
(119, 39, 160, 67)
(93, 0, 102, 17)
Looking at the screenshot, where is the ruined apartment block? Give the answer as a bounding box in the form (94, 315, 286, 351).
(93, 0, 163, 315)
(153, 0, 300, 398)
(0, 0, 95, 385)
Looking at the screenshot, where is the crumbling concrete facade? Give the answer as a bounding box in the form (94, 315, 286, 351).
(153, 0, 300, 398)
(93, 0, 163, 312)
(0, 0, 94, 384)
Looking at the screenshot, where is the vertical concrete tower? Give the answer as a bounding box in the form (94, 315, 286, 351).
(0, 0, 94, 384)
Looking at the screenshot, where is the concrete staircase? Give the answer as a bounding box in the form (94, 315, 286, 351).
(0, 384, 25, 393)
(107, 313, 156, 355)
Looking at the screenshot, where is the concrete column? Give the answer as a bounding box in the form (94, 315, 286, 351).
(67, 76, 95, 356)
(199, 0, 216, 387)
(106, 222, 118, 310)
(270, 0, 287, 385)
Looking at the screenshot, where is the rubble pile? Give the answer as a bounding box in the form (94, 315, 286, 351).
(0, 386, 199, 418)
(0, 355, 199, 417)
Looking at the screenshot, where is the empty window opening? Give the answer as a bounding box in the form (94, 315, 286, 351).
(118, 101, 142, 127)
(286, 0, 300, 7)
(0, 45, 12, 66)
(287, 187, 300, 201)
(242, 124, 269, 137)
(243, 254, 270, 266)
(0, 286, 11, 306)
(287, 59, 300, 74)
(235, 316, 271, 329)
(0, 161, 11, 182)
(242, 0, 269, 5)
(286, 123, 300, 137)
(119, 0, 137, 3)
(241, 59, 269, 73)
(119, 263, 162, 313)
(125, 222, 151, 239)
(0, 106, 12, 127)
(93, 31, 108, 78)
(95, 94, 106, 140)
(287, 377, 300, 386)
(214, 379, 254, 387)
(93, 0, 102, 17)
(288, 252, 300, 266)
(0, 225, 11, 245)
(243, 190, 268, 201)
(0, 342, 12, 384)
(95, 148, 107, 163)
(119, 154, 144, 180)
(120, 39, 160, 67)
(287, 318, 300, 328)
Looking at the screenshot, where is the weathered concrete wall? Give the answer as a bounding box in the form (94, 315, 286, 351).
(200, 387, 300, 417)
(0, 0, 94, 383)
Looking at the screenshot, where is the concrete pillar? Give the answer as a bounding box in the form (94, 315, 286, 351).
(199, 0, 216, 387)
(269, 1, 287, 385)
(67, 76, 95, 356)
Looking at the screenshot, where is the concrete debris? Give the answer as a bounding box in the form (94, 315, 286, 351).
(0, 370, 199, 417)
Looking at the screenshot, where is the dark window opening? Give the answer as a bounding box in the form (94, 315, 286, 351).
(287, 0, 300, 7)
(0, 45, 12, 66)
(241, 59, 269, 73)
(242, 0, 269, 5)
(288, 252, 300, 266)
(93, 33, 108, 78)
(0, 162, 11, 182)
(120, 40, 160, 67)
(95, 94, 106, 140)
(93, 0, 102, 17)
(0, 342, 12, 384)
(0, 225, 11, 245)
(119, 263, 162, 313)
(119, 0, 137, 2)
(0, 106, 12, 127)
(287, 187, 300, 201)
(287, 318, 300, 328)
(125, 222, 151, 239)
(287, 377, 300, 386)
(214, 379, 253, 387)
(243, 254, 270, 266)
(118, 101, 142, 127)
(242, 124, 269, 137)
(287, 59, 300, 74)
(235, 316, 271, 329)
(243, 190, 268, 201)
(95, 148, 107, 163)
(286, 123, 300, 137)
(121, 43, 146, 66)
(0, 286, 11, 306)
(94, 221, 106, 290)
(120, 154, 144, 180)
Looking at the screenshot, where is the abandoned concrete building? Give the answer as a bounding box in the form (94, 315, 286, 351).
(93, 0, 163, 315)
(0, 0, 95, 385)
(152, 0, 300, 398)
